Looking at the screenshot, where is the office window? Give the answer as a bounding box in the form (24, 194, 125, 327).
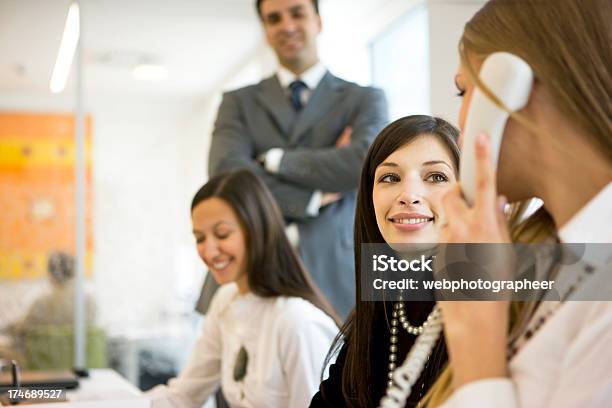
(371, 4, 430, 120)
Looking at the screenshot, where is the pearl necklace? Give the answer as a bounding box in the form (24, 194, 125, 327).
(380, 304, 443, 408)
(386, 302, 437, 386)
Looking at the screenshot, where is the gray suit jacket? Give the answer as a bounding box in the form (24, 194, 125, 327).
(202, 71, 388, 318)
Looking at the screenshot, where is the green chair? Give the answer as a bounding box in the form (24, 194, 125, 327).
(22, 325, 107, 370)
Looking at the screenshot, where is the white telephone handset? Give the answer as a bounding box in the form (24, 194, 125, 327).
(460, 52, 534, 205)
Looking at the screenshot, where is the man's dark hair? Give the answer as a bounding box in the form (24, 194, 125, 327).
(256, 0, 319, 18)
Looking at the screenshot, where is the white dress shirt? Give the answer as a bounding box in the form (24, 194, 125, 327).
(277, 61, 327, 107)
(263, 62, 328, 219)
(147, 283, 338, 408)
(442, 182, 612, 408)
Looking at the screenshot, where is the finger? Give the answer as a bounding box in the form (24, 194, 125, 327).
(322, 192, 341, 206)
(345, 126, 353, 141)
(474, 133, 498, 212)
(336, 127, 353, 147)
(496, 195, 508, 226)
(496, 195, 511, 242)
(442, 185, 469, 224)
(339, 127, 351, 138)
(321, 193, 332, 206)
(439, 222, 452, 244)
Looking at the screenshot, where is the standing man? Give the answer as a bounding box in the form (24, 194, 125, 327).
(205, 0, 388, 319)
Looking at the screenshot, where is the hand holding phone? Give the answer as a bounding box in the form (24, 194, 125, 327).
(460, 52, 534, 205)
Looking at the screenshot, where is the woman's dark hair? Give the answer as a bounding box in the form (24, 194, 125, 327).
(191, 169, 339, 325)
(329, 115, 460, 407)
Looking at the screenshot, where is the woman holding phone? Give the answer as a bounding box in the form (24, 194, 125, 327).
(427, 0, 612, 406)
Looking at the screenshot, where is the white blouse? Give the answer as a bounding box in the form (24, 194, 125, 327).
(147, 283, 338, 408)
(442, 183, 612, 407)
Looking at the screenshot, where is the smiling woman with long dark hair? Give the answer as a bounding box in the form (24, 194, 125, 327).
(310, 115, 460, 407)
(148, 169, 339, 408)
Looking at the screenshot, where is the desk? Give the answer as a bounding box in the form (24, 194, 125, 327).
(3, 369, 150, 408)
(68, 369, 143, 401)
(107, 320, 198, 386)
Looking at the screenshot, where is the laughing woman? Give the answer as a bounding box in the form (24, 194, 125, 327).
(148, 170, 339, 408)
(310, 115, 460, 407)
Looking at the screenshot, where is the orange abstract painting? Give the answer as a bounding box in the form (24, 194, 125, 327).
(0, 113, 93, 280)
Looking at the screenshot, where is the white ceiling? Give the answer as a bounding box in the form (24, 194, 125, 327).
(0, 0, 264, 97)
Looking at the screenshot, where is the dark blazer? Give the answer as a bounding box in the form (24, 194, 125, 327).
(203, 71, 388, 318)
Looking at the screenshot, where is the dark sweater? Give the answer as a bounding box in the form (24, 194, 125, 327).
(310, 301, 447, 408)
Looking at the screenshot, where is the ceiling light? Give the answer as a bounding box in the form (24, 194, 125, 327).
(50, 2, 80, 93)
(132, 64, 168, 81)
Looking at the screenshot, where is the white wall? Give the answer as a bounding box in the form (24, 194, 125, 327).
(90, 95, 205, 329)
(428, 0, 486, 124)
(320, 0, 484, 123)
(319, 0, 424, 85)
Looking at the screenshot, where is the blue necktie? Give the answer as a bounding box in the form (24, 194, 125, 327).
(289, 80, 307, 111)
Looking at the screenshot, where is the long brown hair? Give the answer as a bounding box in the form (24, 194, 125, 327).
(459, 0, 611, 241)
(426, 0, 612, 405)
(191, 169, 340, 325)
(327, 115, 460, 407)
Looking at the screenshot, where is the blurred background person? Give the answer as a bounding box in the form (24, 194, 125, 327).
(1, 251, 99, 369)
(15, 252, 97, 327)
